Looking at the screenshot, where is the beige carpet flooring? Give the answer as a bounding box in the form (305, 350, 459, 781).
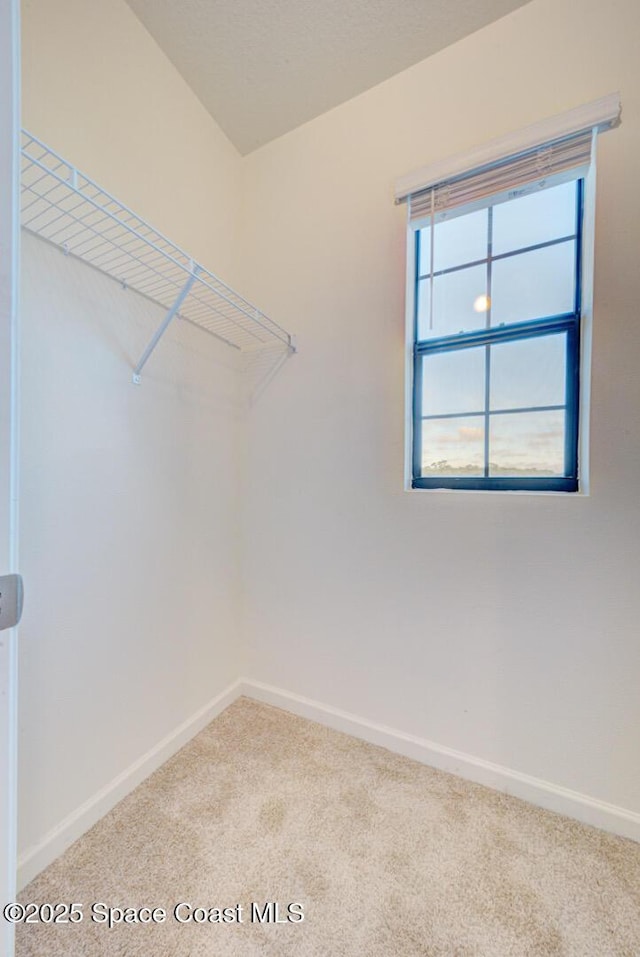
(16, 697, 640, 956)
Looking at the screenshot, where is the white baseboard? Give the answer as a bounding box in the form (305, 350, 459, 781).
(17, 680, 243, 890)
(19, 676, 640, 891)
(241, 678, 640, 844)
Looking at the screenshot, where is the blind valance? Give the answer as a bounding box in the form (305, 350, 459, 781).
(396, 93, 621, 227)
(409, 130, 592, 226)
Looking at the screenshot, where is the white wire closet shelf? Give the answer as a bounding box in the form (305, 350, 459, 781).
(20, 130, 296, 381)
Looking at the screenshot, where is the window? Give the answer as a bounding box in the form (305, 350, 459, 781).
(397, 96, 621, 492)
(414, 180, 582, 491)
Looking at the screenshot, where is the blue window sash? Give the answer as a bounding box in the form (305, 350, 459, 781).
(411, 180, 583, 492)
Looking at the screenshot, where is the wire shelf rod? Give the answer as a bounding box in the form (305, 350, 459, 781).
(25, 209, 181, 298)
(23, 149, 218, 289)
(23, 135, 292, 340)
(180, 315, 241, 351)
(20, 130, 296, 374)
(23, 186, 195, 300)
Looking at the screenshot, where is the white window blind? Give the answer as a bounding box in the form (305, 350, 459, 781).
(408, 130, 592, 226)
(396, 94, 621, 228)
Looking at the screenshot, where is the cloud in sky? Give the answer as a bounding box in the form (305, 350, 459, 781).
(423, 413, 564, 473)
(528, 428, 564, 449)
(459, 426, 483, 441)
(432, 429, 482, 446)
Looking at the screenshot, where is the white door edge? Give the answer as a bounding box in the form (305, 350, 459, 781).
(0, 0, 21, 953)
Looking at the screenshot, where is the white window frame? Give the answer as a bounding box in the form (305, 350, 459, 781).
(398, 95, 620, 494)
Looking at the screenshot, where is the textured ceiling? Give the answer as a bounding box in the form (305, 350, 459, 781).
(125, 0, 531, 155)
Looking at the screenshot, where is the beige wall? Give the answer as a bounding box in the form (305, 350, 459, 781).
(19, 0, 244, 879)
(17, 0, 640, 881)
(241, 0, 640, 814)
(21, 0, 241, 285)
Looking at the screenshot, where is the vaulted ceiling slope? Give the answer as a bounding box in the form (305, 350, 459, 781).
(125, 0, 531, 155)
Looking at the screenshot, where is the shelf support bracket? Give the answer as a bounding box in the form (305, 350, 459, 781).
(132, 266, 199, 384)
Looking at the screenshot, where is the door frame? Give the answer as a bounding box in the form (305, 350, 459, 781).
(0, 0, 21, 951)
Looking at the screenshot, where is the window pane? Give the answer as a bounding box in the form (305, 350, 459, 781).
(421, 417, 485, 476)
(492, 181, 577, 256)
(490, 333, 566, 411)
(491, 241, 575, 326)
(418, 228, 431, 277)
(434, 209, 488, 272)
(418, 209, 488, 276)
(421, 346, 485, 416)
(488, 410, 565, 476)
(416, 277, 431, 339)
(425, 263, 487, 338)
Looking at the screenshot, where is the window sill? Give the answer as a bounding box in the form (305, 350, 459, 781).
(405, 483, 588, 498)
